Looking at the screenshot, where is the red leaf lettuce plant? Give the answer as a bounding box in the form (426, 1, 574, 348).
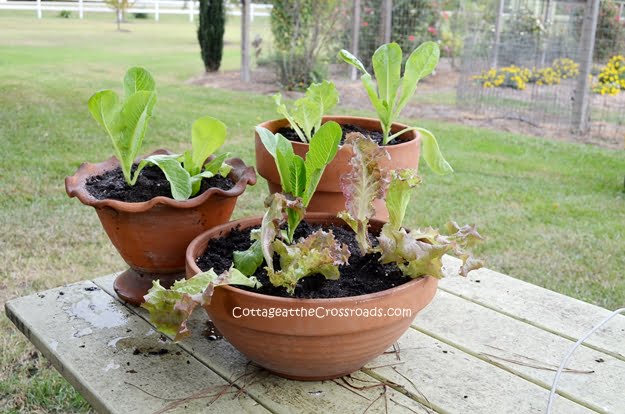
(339, 132, 484, 279)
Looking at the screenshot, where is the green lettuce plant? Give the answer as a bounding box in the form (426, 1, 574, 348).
(88, 67, 231, 200)
(339, 42, 453, 175)
(138, 116, 232, 200)
(273, 80, 339, 143)
(88, 67, 157, 185)
(255, 120, 342, 242)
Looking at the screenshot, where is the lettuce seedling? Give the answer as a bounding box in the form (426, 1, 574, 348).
(273, 80, 339, 143)
(338, 132, 390, 254)
(269, 229, 351, 295)
(136, 116, 232, 200)
(88, 67, 157, 185)
(375, 170, 484, 279)
(256, 121, 342, 242)
(338, 42, 453, 175)
(142, 267, 261, 341)
(233, 192, 305, 277)
(385, 169, 421, 230)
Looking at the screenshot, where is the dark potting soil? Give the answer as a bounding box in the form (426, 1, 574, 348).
(195, 221, 413, 299)
(277, 123, 403, 146)
(85, 164, 235, 203)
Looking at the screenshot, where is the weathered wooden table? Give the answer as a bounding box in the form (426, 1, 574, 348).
(6, 256, 625, 414)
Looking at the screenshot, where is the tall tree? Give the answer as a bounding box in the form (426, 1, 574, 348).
(198, 0, 226, 72)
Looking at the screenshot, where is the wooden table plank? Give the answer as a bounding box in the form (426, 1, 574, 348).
(5, 281, 268, 414)
(95, 274, 594, 414)
(363, 328, 594, 414)
(94, 275, 432, 414)
(414, 290, 625, 413)
(440, 256, 625, 362)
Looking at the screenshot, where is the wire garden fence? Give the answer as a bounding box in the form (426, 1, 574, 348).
(333, 0, 625, 145)
(455, 0, 625, 144)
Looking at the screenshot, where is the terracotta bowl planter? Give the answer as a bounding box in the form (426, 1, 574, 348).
(255, 116, 421, 221)
(65, 149, 256, 306)
(185, 213, 438, 380)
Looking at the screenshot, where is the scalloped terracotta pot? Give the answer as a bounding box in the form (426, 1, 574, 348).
(66, 149, 256, 306)
(186, 214, 438, 381)
(255, 116, 421, 221)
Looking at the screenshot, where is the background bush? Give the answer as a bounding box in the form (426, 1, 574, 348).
(269, 0, 345, 90)
(198, 0, 225, 72)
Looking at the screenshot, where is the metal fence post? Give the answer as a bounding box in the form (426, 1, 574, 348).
(571, 0, 600, 134)
(491, 0, 504, 68)
(155, 0, 159, 21)
(79, 0, 83, 19)
(36, 0, 41, 19)
(189, 0, 193, 22)
(383, 0, 392, 44)
(349, 0, 361, 81)
(241, 0, 251, 82)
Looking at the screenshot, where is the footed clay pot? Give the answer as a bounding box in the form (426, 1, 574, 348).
(185, 213, 438, 381)
(255, 116, 421, 221)
(65, 149, 256, 306)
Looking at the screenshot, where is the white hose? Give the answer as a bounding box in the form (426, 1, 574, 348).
(546, 308, 625, 413)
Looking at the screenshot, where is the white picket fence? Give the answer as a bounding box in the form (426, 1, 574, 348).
(0, 0, 271, 22)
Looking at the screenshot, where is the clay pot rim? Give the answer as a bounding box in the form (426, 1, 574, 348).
(186, 212, 431, 304)
(65, 149, 257, 212)
(257, 115, 419, 148)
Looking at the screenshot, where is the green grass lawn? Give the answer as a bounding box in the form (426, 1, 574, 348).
(1, 12, 625, 413)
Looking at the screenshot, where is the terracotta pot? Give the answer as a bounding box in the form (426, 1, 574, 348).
(186, 214, 438, 380)
(65, 149, 256, 306)
(255, 116, 421, 221)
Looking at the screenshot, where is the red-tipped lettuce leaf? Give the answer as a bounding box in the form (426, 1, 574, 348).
(268, 230, 351, 295)
(338, 132, 390, 254)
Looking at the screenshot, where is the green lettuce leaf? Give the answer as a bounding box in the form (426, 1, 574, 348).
(88, 67, 157, 185)
(256, 126, 279, 157)
(373, 43, 402, 115)
(302, 121, 342, 207)
(233, 238, 263, 276)
(256, 123, 341, 242)
(274, 93, 307, 142)
(306, 80, 339, 132)
(260, 193, 305, 271)
(273, 81, 339, 142)
(414, 127, 453, 175)
(189, 116, 227, 175)
(377, 221, 484, 279)
(395, 42, 440, 116)
(275, 134, 296, 195)
(338, 133, 390, 254)
(268, 230, 351, 295)
(385, 169, 421, 230)
(123, 66, 156, 98)
(142, 268, 261, 341)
